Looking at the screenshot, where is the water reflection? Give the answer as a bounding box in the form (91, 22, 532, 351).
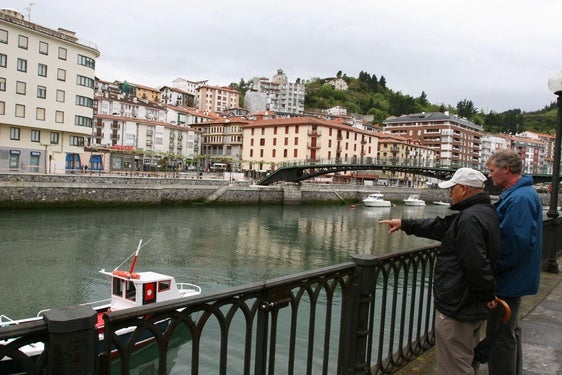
(0, 205, 447, 319)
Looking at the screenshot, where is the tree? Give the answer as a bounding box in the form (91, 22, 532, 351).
(336, 70, 342, 78)
(456, 98, 477, 119)
(418, 91, 429, 106)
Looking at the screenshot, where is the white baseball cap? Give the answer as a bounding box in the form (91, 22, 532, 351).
(438, 168, 487, 189)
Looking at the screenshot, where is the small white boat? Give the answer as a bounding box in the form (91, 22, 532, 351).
(0, 239, 201, 373)
(404, 194, 426, 206)
(363, 192, 391, 207)
(433, 201, 450, 207)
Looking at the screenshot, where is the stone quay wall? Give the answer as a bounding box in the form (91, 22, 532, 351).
(0, 173, 553, 208)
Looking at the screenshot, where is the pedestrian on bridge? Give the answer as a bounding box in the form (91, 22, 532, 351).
(485, 149, 543, 375)
(380, 167, 500, 375)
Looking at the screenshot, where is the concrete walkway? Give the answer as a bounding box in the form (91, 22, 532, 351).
(396, 259, 562, 374)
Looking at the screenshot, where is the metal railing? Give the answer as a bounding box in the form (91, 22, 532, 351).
(99, 246, 438, 375)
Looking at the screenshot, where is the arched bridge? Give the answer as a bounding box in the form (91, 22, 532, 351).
(256, 159, 555, 186)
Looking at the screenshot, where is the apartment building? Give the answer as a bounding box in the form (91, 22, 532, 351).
(480, 133, 510, 164)
(0, 9, 99, 173)
(171, 77, 208, 96)
(92, 79, 201, 171)
(244, 69, 305, 114)
(133, 82, 160, 103)
(160, 85, 194, 108)
(194, 117, 246, 168)
(195, 85, 239, 113)
(383, 111, 482, 168)
(241, 116, 379, 173)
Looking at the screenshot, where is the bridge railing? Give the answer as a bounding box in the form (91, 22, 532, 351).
(275, 158, 554, 175)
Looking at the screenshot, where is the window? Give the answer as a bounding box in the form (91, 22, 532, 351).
(9, 152, 19, 170)
(56, 89, 65, 102)
(31, 130, 40, 142)
(75, 115, 93, 127)
(0, 101, 4, 115)
(16, 81, 26, 94)
(69, 135, 84, 146)
(58, 47, 67, 60)
(57, 68, 66, 81)
(15, 104, 25, 118)
(50, 132, 59, 144)
(76, 75, 94, 88)
(0, 53, 6, 67)
(36, 107, 45, 121)
(55, 110, 64, 123)
(75, 95, 93, 108)
(17, 58, 27, 72)
(77, 54, 95, 69)
(0, 77, 5, 91)
(38, 63, 47, 77)
(39, 41, 48, 55)
(18, 35, 28, 49)
(0, 29, 7, 43)
(37, 85, 46, 99)
(10, 127, 20, 140)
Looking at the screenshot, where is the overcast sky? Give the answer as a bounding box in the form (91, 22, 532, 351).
(4, 0, 562, 113)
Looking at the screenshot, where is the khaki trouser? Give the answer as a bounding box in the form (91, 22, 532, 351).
(435, 311, 484, 375)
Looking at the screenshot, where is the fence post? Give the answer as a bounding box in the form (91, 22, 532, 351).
(43, 305, 97, 375)
(339, 254, 377, 374)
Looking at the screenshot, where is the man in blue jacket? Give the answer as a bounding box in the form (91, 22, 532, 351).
(486, 149, 543, 375)
(381, 168, 500, 375)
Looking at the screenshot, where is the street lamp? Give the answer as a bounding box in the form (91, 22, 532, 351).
(546, 70, 562, 273)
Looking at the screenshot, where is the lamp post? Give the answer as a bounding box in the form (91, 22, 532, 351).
(546, 70, 562, 273)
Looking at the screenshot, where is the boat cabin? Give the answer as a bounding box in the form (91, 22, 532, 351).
(100, 270, 186, 311)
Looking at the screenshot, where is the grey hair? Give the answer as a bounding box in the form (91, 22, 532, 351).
(486, 149, 523, 175)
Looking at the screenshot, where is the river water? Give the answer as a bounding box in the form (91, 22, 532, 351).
(0, 204, 451, 320)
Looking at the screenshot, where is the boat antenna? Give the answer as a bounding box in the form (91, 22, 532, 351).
(128, 239, 142, 274)
(112, 238, 153, 271)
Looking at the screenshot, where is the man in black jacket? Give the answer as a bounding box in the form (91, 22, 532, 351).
(380, 168, 500, 375)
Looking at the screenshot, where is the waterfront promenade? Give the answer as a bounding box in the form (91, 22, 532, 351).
(396, 259, 562, 375)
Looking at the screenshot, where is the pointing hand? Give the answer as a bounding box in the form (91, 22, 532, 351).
(379, 219, 402, 234)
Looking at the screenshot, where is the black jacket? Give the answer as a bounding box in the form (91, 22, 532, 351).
(401, 192, 500, 321)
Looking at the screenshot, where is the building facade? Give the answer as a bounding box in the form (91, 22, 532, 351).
(241, 116, 379, 174)
(0, 9, 99, 173)
(244, 69, 305, 115)
(194, 117, 246, 169)
(91, 79, 201, 172)
(195, 85, 239, 113)
(383, 111, 482, 168)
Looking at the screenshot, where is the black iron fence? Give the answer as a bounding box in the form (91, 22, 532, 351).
(1, 225, 560, 374)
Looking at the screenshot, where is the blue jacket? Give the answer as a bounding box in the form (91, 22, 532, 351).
(494, 175, 542, 297)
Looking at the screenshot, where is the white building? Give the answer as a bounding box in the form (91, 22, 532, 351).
(244, 69, 305, 114)
(0, 8, 100, 173)
(171, 77, 208, 96)
(92, 80, 202, 171)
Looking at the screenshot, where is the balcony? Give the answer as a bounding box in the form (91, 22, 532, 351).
(307, 129, 322, 137)
(307, 141, 321, 150)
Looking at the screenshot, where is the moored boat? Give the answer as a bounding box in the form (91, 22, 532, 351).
(0, 239, 201, 374)
(362, 192, 392, 207)
(433, 200, 450, 207)
(403, 194, 426, 206)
